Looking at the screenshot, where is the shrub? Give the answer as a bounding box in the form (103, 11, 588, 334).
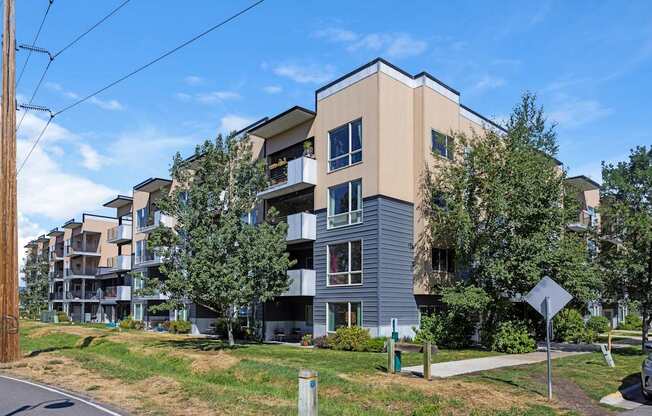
(301, 334, 313, 346)
(313, 335, 334, 349)
(331, 326, 371, 351)
(553, 309, 585, 343)
(56, 311, 69, 323)
(414, 314, 445, 345)
(586, 316, 610, 334)
(119, 316, 144, 330)
(618, 314, 642, 330)
(364, 337, 387, 353)
(491, 321, 536, 354)
(169, 320, 192, 334)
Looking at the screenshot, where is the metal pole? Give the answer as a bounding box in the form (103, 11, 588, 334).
(545, 296, 552, 401)
(298, 369, 318, 416)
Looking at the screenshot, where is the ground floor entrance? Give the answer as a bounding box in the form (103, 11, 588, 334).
(263, 296, 313, 342)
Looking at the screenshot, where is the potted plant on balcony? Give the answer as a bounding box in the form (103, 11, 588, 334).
(303, 140, 315, 159)
(268, 158, 287, 171)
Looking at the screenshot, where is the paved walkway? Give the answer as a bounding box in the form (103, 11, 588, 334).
(402, 350, 587, 378)
(0, 374, 123, 415)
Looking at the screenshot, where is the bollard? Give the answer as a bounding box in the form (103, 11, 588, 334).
(387, 338, 396, 374)
(298, 369, 318, 416)
(423, 341, 432, 380)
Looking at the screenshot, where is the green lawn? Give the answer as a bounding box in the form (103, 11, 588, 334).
(12, 321, 588, 415)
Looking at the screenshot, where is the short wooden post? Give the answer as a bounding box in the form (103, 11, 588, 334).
(387, 338, 396, 374)
(423, 342, 432, 380)
(298, 369, 318, 416)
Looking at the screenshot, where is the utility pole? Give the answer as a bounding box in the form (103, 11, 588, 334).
(0, 0, 20, 363)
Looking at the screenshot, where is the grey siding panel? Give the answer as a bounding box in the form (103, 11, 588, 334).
(314, 195, 418, 335)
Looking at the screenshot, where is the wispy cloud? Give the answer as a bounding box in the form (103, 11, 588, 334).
(273, 63, 336, 84)
(45, 81, 124, 111)
(218, 114, 256, 134)
(313, 28, 428, 59)
(79, 143, 109, 170)
(548, 96, 612, 128)
(470, 75, 506, 93)
(263, 85, 283, 94)
(183, 75, 205, 86)
(175, 90, 241, 104)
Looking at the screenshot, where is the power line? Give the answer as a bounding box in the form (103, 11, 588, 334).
(52, 0, 131, 59)
(16, 0, 53, 88)
(17, 0, 265, 174)
(53, 0, 265, 117)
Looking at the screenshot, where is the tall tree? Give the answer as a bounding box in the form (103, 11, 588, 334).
(419, 93, 601, 330)
(21, 248, 49, 319)
(600, 146, 652, 350)
(148, 133, 293, 346)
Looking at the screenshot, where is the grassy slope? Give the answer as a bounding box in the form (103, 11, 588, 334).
(14, 321, 583, 416)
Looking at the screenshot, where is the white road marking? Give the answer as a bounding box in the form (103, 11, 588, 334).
(0, 374, 122, 415)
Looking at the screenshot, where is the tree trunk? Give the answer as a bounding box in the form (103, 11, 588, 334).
(226, 320, 235, 347)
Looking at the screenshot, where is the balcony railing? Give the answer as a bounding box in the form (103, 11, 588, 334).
(286, 212, 316, 243)
(49, 292, 64, 300)
(107, 224, 132, 244)
(137, 211, 173, 234)
(258, 157, 317, 200)
(282, 269, 316, 297)
(134, 251, 162, 266)
(100, 286, 131, 301)
(108, 255, 132, 271)
(64, 268, 97, 278)
(49, 271, 64, 280)
(568, 210, 598, 232)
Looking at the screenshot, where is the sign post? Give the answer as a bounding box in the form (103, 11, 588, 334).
(525, 276, 573, 401)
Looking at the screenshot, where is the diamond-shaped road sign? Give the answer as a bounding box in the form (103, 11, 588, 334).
(525, 276, 573, 320)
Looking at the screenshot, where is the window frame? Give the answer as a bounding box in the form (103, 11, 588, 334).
(328, 119, 362, 172)
(326, 240, 363, 287)
(431, 248, 455, 273)
(133, 303, 143, 321)
(326, 301, 363, 333)
(327, 179, 363, 229)
(431, 129, 454, 160)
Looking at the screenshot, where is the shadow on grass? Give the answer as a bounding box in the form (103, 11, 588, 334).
(613, 347, 646, 356)
(26, 346, 74, 357)
(148, 338, 250, 352)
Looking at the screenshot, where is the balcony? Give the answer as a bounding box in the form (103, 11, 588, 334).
(281, 269, 316, 296)
(107, 224, 132, 244)
(65, 290, 100, 301)
(68, 245, 101, 258)
(286, 212, 316, 244)
(49, 271, 64, 280)
(49, 249, 64, 261)
(258, 157, 317, 200)
(568, 210, 597, 232)
(64, 268, 97, 279)
(134, 251, 163, 267)
(100, 286, 131, 302)
(137, 211, 174, 234)
(97, 255, 132, 276)
(49, 292, 64, 301)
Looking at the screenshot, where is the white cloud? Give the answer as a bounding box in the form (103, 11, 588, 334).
(263, 85, 283, 94)
(219, 115, 256, 134)
(45, 81, 123, 111)
(79, 143, 109, 170)
(184, 75, 205, 86)
(17, 112, 77, 145)
(548, 98, 612, 129)
(176, 92, 192, 101)
(313, 28, 428, 59)
(108, 127, 195, 172)
(195, 91, 241, 104)
(470, 75, 506, 93)
(273, 63, 336, 84)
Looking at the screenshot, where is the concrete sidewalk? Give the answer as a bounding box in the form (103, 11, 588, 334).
(402, 350, 587, 378)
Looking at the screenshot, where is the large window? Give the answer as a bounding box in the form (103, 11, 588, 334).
(327, 240, 362, 286)
(328, 180, 362, 228)
(329, 119, 362, 171)
(432, 248, 455, 273)
(133, 303, 143, 321)
(432, 130, 454, 160)
(328, 302, 362, 332)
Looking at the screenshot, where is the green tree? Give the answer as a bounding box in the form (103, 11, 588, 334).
(21, 248, 50, 319)
(147, 133, 294, 346)
(419, 93, 601, 330)
(600, 146, 652, 350)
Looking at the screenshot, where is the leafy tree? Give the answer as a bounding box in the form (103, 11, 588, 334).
(600, 146, 652, 350)
(419, 93, 601, 331)
(148, 133, 294, 346)
(21, 248, 50, 319)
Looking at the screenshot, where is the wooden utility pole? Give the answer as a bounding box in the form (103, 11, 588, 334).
(0, 0, 20, 363)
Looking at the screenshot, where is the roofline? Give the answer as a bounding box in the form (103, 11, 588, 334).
(133, 177, 172, 191)
(566, 175, 601, 189)
(102, 194, 133, 208)
(248, 106, 316, 138)
(82, 213, 118, 222)
(315, 57, 460, 97)
(459, 104, 507, 133)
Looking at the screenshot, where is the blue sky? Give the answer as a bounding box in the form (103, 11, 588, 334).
(13, 0, 652, 260)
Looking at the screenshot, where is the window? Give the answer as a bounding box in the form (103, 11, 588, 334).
(133, 303, 143, 321)
(432, 130, 454, 160)
(133, 272, 144, 291)
(329, 119, 362, 171)
(305, 304, 313, 326)
(328, 180, 362, 228)
(432, 193, 447, 210)
(174, 307, 188, 321)
(327, 240, 362, 286)
(432, 248, 455, 273)
(327, 302, 362, 332)
(136, 207, 148, 229)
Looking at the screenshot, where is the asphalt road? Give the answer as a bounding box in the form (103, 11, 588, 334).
(619, 385, 652, 416)
(0, 375, 123, 416)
